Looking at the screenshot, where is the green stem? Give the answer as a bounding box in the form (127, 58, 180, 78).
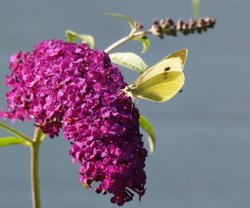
(104, 30, 151, 54)
(104, 35, 132, 54)
(0, 122, 31, 143)
(31, 127, 44, 208)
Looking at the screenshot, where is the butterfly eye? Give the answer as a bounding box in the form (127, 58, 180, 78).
(164, 67, 171, 71)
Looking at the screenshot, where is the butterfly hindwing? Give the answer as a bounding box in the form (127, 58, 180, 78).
(133, 71, 185, 102)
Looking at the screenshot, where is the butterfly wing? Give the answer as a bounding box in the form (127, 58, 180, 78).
(132, 71, 185, 102)
(133, 49, 188, 87)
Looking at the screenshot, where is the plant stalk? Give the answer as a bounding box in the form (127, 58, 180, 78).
(31, 127, 44, 208)
(104, 30, 150, 54)
(104, 35, 132, 54)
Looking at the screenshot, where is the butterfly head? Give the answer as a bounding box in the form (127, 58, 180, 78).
(123, 84, 136, 98)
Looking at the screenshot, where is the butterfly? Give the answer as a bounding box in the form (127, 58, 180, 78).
(124, 49, 188, 103)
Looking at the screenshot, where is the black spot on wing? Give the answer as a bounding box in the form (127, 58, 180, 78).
(164, 67, 170, 71)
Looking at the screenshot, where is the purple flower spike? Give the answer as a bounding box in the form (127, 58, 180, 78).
(2, 40, 147, 205)
(65, 92, 147, 206)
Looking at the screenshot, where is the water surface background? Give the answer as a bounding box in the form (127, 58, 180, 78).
(1, 0, 250, 207)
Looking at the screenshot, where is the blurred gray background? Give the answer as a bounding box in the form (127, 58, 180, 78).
(1, 0, 250, 207)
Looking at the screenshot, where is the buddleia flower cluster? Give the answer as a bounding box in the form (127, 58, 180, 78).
(1, 40, 147, 206)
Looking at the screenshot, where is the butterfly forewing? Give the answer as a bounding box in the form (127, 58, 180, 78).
(133, 49, 187, 87)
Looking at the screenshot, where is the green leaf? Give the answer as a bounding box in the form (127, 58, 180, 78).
(110, 52, 148, 73)
(133, 37, 150, 53)
(0, 136, 31, 148)
(77, 34, 95, 49)
(139, 115, 156, 154)
(65, 30, 95, 48)
(106, 12, 135, 31)
(65, 30, 78, 43)
(192, 0, 200, 20)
